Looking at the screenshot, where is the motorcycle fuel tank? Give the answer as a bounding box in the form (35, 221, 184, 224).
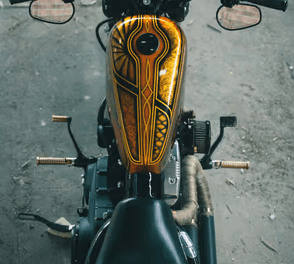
(106, 15, 186, 174)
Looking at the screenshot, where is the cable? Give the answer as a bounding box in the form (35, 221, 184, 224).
(95, 18, 115, 52)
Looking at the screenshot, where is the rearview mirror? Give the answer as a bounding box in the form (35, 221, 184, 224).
(216, 4, 261, 30)
(29, 0, 75, 24)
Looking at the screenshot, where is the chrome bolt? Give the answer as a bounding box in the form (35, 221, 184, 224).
(168, 177, 177, 185)
(143, 0, 151, 5)
(103, 212, 108, 220)
(117, 182, 124, 188)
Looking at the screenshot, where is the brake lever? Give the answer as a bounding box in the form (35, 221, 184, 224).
(201, 116, 237, 169)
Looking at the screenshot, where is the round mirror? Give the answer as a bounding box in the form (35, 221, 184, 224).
(29, 0, 75, 24)
(217, 4, 261, 31)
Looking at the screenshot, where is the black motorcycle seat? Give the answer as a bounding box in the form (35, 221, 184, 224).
(96, 196, 187, 264)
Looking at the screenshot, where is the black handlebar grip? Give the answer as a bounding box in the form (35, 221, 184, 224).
(244, 0, 288, 11)
(9, 0, 31, 5)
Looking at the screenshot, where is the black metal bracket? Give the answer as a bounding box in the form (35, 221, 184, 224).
(97, 98, 115, 151)
(200, 116, 237, 169)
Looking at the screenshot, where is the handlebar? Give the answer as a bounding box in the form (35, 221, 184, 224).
(10, 0, 288, 12)
(9, 0, 30, 4)
(10, 0, 73, 4)
(242, 0, 287, 11)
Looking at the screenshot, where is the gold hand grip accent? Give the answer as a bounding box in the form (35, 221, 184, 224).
(52, 115, 71, 122)
(213, 160, 250, 170)
(221, 161, 250, 169)
(36, 157, 75, 165)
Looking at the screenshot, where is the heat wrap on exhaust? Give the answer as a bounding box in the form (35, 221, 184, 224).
(172, 155, 214, 225)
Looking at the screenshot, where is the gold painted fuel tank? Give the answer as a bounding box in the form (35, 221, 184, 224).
(106, 15, 186, 174)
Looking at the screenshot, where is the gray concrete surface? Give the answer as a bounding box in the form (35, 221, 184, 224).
(0, 0, 293, 263)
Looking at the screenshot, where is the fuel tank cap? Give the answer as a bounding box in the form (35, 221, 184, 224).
(136, 33, 159, 55)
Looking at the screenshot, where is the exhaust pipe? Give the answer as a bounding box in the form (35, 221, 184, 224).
(172, 155, 217, 264)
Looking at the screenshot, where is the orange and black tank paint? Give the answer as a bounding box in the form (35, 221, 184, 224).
(106, 15, 187, 174)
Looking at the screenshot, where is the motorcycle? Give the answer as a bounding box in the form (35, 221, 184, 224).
(10, 0, 287, 263)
